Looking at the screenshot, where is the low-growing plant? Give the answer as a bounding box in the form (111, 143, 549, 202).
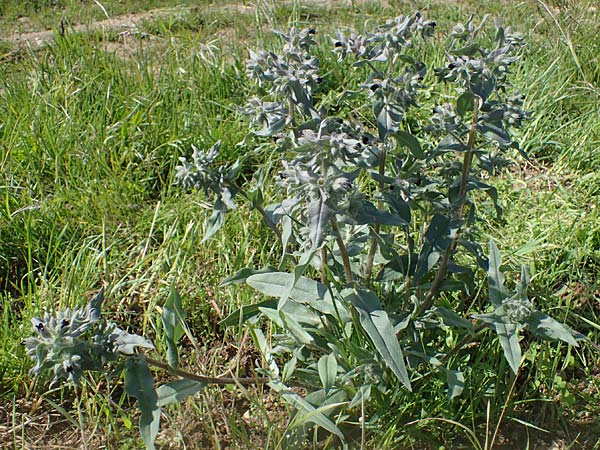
(25, 12, 584, 449)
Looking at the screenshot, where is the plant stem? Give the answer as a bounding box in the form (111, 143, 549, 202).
(364, 144, 388, 282)
(320, 246, 328, 284)
(331, 220, 353, 284)
(238, 190, 282, 242)
(416, 97, 480, 317)
(144, 356, 269, 386)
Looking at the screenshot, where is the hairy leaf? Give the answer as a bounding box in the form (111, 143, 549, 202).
(162, 286, 187, 368)
(395, 130, 425, 159)
(308, 196, 331, 249)
(488, 240, 510, 307)
(318, 354, 338, 393)
(345, 289, 411, 390)
(526, 311, 579, 347)
(125, 357, 160, 450)
(156, 379, 205, 407)
(494, 322, 521, 374)
(446, 370, 465, 400)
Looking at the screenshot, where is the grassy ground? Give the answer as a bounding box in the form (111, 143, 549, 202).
(1, 0, 599, 448)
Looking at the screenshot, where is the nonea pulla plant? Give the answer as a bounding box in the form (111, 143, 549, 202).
(26, 13, 582, 449)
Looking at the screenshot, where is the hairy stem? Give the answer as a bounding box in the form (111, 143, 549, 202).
(364, 144, 388, 282)
(320, 246, 328, 284)
(238, 190, 282, 242)
(416, 97, 480, 317)
(331, 220, 353, 284)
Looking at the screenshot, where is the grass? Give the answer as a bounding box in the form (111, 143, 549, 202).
(1, 0, 600, 448)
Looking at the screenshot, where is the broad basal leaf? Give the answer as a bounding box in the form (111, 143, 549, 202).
(344, 289, 411, 390)
(125, 357, 160, 450)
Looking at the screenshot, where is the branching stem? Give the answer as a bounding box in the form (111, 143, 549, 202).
(331, 220, 353, 284)
(416, 97, 480, 317)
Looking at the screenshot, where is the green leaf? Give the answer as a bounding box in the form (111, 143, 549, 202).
(156, 379, 205, 407)
(432, 307, 474, 334)
(526, 311, 579, 347)
(270, 381, 345, 440)
(416, 214, 460, 280)
(517, 265, 530, 300)
(349, 384, 371, 409)
(247, 272, 328, 302)
(450, 42, 480, 56)
(202, 205, 225, 243)
(446, 370, 464, 400)
(456, 92, 474, 117)
(162, 286, 187, 368)
(395, 130, 424, 159)
(220, 266, 277, 286)
(345, 289, 411, 391)
(87, 286, 104, 322)
(488, 240, 510, 307)
(125, 357, 160, 450)
(219, 299, 278, 327)
(318, 354, 338, 393)
(279, 310, 315, 345)
(374, 98, 403, 140)
(477, 122, 511, 149)
(308, 196, 331, 249)
(494, 322, 521, 374)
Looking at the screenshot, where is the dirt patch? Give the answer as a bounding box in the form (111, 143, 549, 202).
(2, 7, 192, 49)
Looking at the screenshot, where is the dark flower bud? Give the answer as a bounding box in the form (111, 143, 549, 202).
(361, 135, 369, 145)
(448, 63, 456, 69)
(61, 319, 69, 328)
(315, 77, 323, 84)
(334, 41, 343, 48)
(308, 29, 316, 35)
(370, 83, 380, 91)
(65, 365, 73, 373)
(36, 322, 45, 331)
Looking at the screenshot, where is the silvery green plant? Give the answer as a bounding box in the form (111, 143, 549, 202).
(27, 14, 583, 449)
(23, 288, 154, 386)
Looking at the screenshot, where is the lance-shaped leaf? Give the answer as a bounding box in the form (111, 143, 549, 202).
(162, 286, 187, 368)
(446, 369, 465, 400)
(219, 299, 278, 327)
(318, 354, 338, 394)
(344, 289, 411, 390)
(415, 214, 460, 280)
(270, 381, 345, 440)
(156, 379, 205, 407)
(494, 321, 522, 374)
(488, 240, 510, 307)
(395, 130, 425, 159)
(308, 196, 331, 249)
(374, 98, 403, 140)
(125, 357, 160, 450)
(526, 311, 579, 347)
(247, 272, 328, 302)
